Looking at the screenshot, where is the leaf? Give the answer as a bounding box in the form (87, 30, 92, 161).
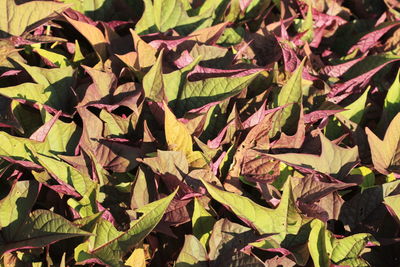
(67, 182, 99, 217)
(348, 22, 400, 54)
(328, 54, 400, 101)
(0, 180, 39, 242)
(208, 218, 264, 267)
(99, 109, 130, 138)
(0, 62, 75, 112)
(143, 49, 164, 101)
(384, 194, 400, 223)
(201, 178, 309, 243)
(366, 112, 400, 175)
(0, 131, 46, 162)
(130, 29, 157, 69)
(192, 197, 216, 247)
(189, 23, 228, 44)
(141, 150, 189, 180)
(299, 4, 314, 42)
(326, 86, 370, 139)
(338, 86, 370, 124)
(350, 166, 375, 192)
(0, 0, 69, 38)
(61, 0, 114, 21)
(164, 102, 193, 154)
(291, 174, 355, 203)
(175, 235, 208, 267)
(308, 219, 330, 267)
(154, 0, 189, 32)
(379, 69, 400, 130)
(170, 71, 260, 116)
(330, 233, 378, 266)
(125, 244, 147, 267)
(267, 132, 359, 179)
(0, 180, 90, 254)
(0, 210, 91, 255)
(34, 48, 70, 67)
(272, 59, 305, 136)
(135, 0, 213, 35)
(308, 219, 378, 267)
(30, 110, 61, 142)
(78, 107, 140, 172)
(64, 15, 107, 62)
(80, 66, 117, 105)
(131, 167, 156, 210)
(75, 189, 177, 266)
(31, 151, 95, 196)
(0, 39, 24, 70)
(39, 109, 80, 155)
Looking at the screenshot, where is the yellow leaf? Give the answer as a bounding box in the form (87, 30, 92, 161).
(130, 29, 157, 69)
(187, 151, 208, 168)
(64, 15, 107, 63)
(164, 102, 193, 154)
(125, 246, 146, 267)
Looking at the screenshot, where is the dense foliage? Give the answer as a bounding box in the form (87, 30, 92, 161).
(1, 0, 400, 266)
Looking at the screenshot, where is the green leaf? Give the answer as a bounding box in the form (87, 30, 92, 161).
(0, 180, 90, 254)
(135, 0, 213, 35)
(307, 219, 377, 267)
(73, 40, 85, 63)
(272, 59, 305, 136)
(40, 109, 80, 155)
(217, 27, 245, 46)
(75, 189, 177, 266)
(0, 0, 69, 38)
(340, 87, 370, 124)
(99, 109, 131, 138)
(34, 48, 70, 67)
(32, 152, 96, 196)
(0, 180, 39, 242)
(224, 0, 240, 22)
(299, 4, 314, 42)
(134, 0, 158, 34)
(326, 87, 370, 139)
(244, 0, 271, 21)
(189, 0, 229, 23)
(192, 198, 216, 247)
(268, 132, 359, 179)
(0, 62, 75, 112)
(379, 69, 400, 130)
(0, 131, 46, 161)
(0, 210, 91, 255)
(168, 71, 259, 116)
(175, 235, 208, 267)
(61, 0, 113, 21)
(308, 219, 330, 267)
(330, 233, 378, 266)
(154, 0, 188, 32)
(350, 166, 375, 192)
(201, 178, 309, 242)
(67, 183, 99, 217)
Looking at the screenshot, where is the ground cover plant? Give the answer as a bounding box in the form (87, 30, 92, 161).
(1, 0, 400, 266)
